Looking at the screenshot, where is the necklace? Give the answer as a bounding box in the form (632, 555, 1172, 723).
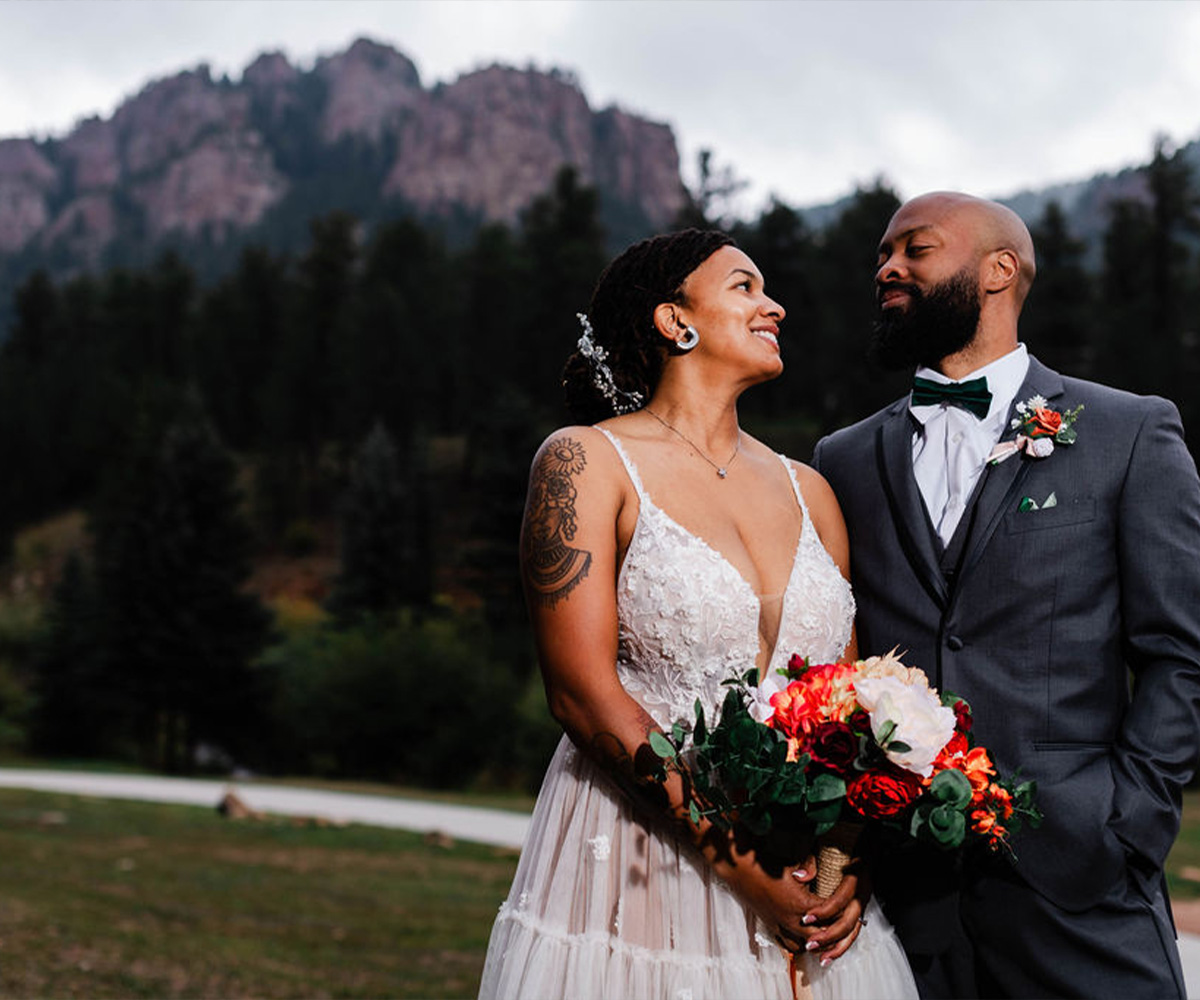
(645, 408, 741, 478)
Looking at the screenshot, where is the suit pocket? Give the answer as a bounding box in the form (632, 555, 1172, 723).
(1032, 741, 1111, 752)
(1005, 496, 1096, 534)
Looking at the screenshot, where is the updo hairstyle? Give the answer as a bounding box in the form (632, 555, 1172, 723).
(562, 228, 736, 424)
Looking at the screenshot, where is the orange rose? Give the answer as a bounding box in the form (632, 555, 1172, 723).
(971, 808, 997, 834)
(962, 746, 996, 794)
(1029, 407, 1062, 437)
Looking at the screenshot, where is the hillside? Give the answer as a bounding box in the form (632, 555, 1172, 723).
(0, 37, 687, 283)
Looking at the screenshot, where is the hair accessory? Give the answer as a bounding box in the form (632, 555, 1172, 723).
(576, 313, 644, 415)
(675, 325, 700, 352)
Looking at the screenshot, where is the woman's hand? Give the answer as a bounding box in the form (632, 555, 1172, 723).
(797, 864, 872, 962)
(715, 845, 870, 964)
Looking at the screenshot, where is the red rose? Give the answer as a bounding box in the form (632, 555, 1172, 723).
(953, 699, 973, 733)
(1029, 407, 1062, 437)
(804, 720, 859, 774)
(787, 653, 809, 675)
(846, 765, 924, 819)
(848, 708, 872, 734)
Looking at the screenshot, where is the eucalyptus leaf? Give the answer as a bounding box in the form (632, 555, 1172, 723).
(807, 772, 847, 803)
(649, 731, 677, 760)
(877, 719, 897, 744)
(888, 740, 912, 754)
(930, 767, 972, 809)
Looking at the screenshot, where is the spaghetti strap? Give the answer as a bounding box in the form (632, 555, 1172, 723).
(596, 426, 649, 501)
(775, 452, 811, 522)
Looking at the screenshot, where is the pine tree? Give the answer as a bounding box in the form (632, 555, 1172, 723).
(1025, 201, 1094, 377)
(328, 421, 430, 621)
(29, 551, 110, 756)
(91, 395, 270, 772)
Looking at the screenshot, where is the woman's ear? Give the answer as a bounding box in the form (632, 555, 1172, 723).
(984, 248, 1020, 294)
(653, 302, 687, 343)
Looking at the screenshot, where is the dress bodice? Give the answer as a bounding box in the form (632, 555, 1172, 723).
(597, 427, 855, 728)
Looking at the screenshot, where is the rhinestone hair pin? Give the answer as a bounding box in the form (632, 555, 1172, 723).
(576, 312, 644, 415)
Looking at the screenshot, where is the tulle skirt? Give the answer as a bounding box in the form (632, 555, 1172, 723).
(479, 737, 918, 1000)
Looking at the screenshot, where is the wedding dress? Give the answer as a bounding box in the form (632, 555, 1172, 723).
(479, 429, 918, 1000)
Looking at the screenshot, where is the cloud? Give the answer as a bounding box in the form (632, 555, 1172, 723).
(0, 0, 1197, 212)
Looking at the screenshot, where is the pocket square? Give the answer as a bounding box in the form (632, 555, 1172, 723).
(1018, 491, 1057, 512)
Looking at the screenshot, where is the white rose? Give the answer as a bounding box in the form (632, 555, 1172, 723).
(749, 670, 786, 724)
(854, 676, 956, 778)
(1025, 436, 1055, 458)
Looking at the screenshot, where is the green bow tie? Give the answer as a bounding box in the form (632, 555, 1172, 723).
(911, 376, 993, 420)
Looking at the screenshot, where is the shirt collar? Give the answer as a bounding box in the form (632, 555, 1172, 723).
(910, 344, 1030, 428)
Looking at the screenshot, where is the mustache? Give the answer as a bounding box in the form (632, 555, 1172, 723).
(877, 282, 922, 306)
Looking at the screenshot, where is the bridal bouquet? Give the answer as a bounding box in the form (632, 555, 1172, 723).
(651, 651, 1041, 881)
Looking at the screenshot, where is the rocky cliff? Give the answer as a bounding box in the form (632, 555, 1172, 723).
(0, 38, 687, 269)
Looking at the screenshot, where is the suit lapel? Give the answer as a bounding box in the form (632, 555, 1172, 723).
(876, 403, 949, 608)
(957, 357, 1066, 582)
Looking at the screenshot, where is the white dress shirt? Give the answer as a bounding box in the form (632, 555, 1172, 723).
(911, 344, 1030, 545)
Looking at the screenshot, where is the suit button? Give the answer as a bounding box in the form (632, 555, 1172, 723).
(946, 635, 964, 651)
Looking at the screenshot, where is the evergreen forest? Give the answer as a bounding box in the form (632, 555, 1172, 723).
(3, 138, 1199, 791)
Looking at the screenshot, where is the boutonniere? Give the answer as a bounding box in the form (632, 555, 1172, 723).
(987, 396, 1084, 465)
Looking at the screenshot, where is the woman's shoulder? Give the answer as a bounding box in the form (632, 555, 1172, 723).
(783, 457, 839, 506)
(529, 424, 630, 490)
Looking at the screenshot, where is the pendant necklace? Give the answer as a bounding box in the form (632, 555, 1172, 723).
(645, 408, 740, 479)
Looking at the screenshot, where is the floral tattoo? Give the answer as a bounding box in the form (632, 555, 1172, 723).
(524, 436, 593, 607)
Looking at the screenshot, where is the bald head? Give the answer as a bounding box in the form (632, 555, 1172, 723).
(893, 191, 1036, 302)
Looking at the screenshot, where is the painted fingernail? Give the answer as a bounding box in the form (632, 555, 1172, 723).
(801, 914, 817, 925)
(821, 957, 832, 968)
(792, 870, 809, 881)
(805, 940, 820, 952)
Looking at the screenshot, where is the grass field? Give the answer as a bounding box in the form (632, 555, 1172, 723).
(0, 788, 519, 999)
(3, 783, 1200, 998)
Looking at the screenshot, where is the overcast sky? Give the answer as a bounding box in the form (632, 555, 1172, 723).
(2, 0, 1198, 214)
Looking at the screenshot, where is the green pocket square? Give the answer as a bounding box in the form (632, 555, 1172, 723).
(1018, 491, 1058, 513)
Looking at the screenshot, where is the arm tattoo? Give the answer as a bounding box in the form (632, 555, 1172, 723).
(523, 436, 593, 607)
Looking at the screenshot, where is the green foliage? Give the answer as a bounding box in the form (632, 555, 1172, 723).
(328, 422, 431, 620)
(257, 611, 520, 786)
(88, 396, 271, 772)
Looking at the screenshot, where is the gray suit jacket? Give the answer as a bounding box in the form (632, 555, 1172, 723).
(813, 357, 1200, 917)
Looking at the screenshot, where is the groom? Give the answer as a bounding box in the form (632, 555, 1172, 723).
(813, 191, 1200, 997)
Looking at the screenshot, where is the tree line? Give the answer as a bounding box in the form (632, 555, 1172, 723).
(1, 137, 1198, 788)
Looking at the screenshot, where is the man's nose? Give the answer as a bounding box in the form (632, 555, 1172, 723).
(875, 253, 906, 285)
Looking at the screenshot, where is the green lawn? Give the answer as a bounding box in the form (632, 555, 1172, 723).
(3, 783, 1199, 998)
(1166, 787, 1200, 900)
(0, 788, 519, 999)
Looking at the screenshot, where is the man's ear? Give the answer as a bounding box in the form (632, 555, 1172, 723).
(653, 302, 687, 343)
(984, 249, 1020, 294)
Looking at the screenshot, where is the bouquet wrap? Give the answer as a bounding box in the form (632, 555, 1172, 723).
(814, 821, 862, 898)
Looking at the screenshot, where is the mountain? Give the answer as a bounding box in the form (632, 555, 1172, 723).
(0, 38, 687, 277)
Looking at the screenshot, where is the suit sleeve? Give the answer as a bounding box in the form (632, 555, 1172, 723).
(811, 435, 827, 475)
(1109, 397, 1200, 873)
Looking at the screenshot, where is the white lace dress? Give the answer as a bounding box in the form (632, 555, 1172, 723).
(479, 430, 917, 1000)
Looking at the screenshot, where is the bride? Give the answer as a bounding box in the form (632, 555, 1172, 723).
(479, 230, 917, 999)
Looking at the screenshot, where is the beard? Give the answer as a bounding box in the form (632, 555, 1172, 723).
(869, 268, 982, 371)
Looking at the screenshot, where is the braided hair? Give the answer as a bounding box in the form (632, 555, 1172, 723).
(562, 229, 737, 424)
